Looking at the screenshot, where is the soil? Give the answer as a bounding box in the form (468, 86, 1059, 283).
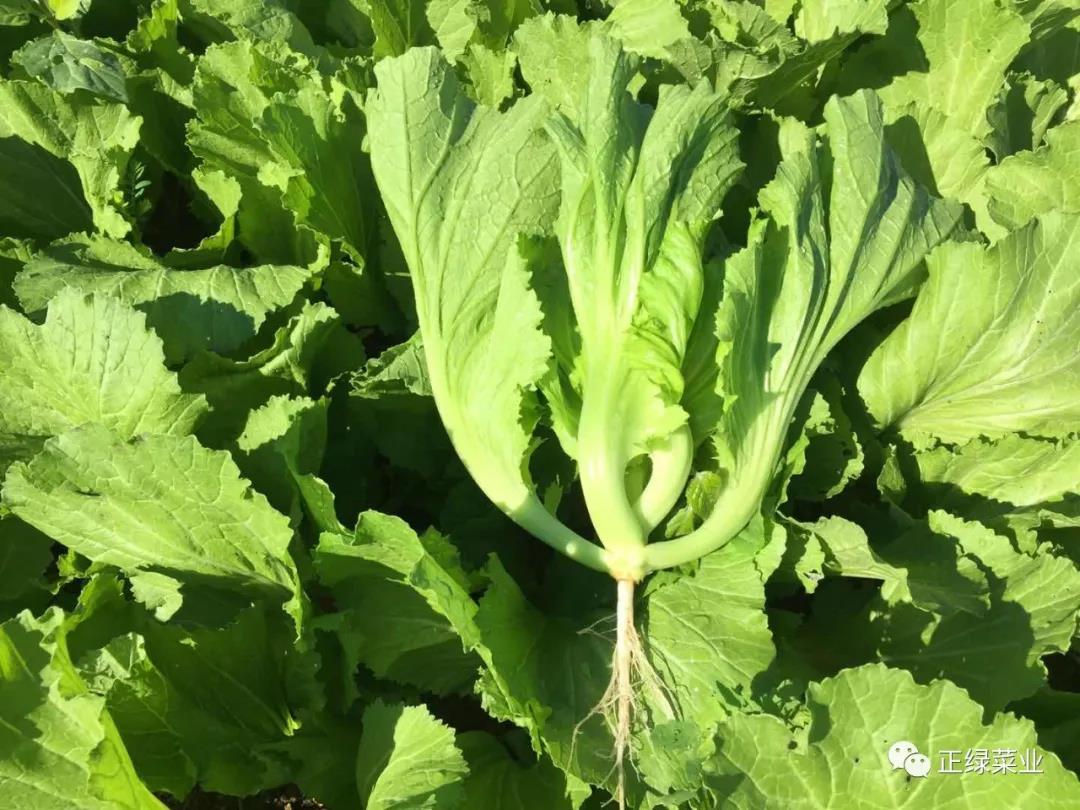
(160, 785, 325, 809)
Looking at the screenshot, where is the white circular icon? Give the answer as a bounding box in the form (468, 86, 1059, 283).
(904, 753, 931, 778)
(888, 741, 919, 770)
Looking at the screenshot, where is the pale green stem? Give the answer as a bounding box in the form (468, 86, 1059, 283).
(576, 355, 648, 555)
(642, 357, 818, 571)
(509, 495, 613, 574)
(640, 426, 778, 573)
(640, 485, 758, 572)
(631, 424, 693, 532)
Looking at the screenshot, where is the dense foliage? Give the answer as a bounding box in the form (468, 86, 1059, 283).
(0, 0, 1079, 808)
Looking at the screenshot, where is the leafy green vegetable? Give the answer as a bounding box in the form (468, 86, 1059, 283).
(860, 213, 1080, 443)
(714, 664, 1080, 808)
(370, 34, 959, 580)
(355, 700, 467, 809)
(0, 81, 141, 237)
(368, 45, 582, 562)
(188, 39, 375, 263)
(987, 120, 1080, 228)
(3, 425, 301, 609)
(458, 730, 577, 809)
(0, 608, 163, 808)
(0, 290, 207, 459)
(14, 236, 319, 363)
(314, 511, 479, 695)
(12, 31, 129, 102)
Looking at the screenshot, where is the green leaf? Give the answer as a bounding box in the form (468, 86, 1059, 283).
(548, 40, 739, 419)
(2, 424, 300, 606)
(986, 73, 1070, 159)
(368, 47, 579, 559)
(473, 534, 771, 799)
(427, 0, 542, 57)
(1012, 688, 1080, 774)
(0, 608, 163, 809)
(183, 0, 319, 56)
(427, 0, 482, 60)
(345, 335, 457, 484)
(794, 0, 888, 43)
(275, 719, 364, 810)
(0, 0, 84, 25)
(0, 290, 207, 453)
(905, 435, 1080, 529)
(322, 251, 408, 333)
(675, 0, 889, 111)
(0, 0, 36, 25)
(1012, 0, 1080, 41)
(785, 375, 865, 503)
(127, 571, 183, 622)
(869, 0, 1033, 234)
(0, 239, 28, 310)
(844, 511, 1080, 710)
(643, 526, 775, 729)
(0, 134, 94, 242)
(180, 301, 351, 445)
(0, 80, 141, 238)
(12, 31, 128, 102)
(543, 34, 744, 559)
(15, 236, 318, 364)
(351, 332, 432, 398)
(0, 512, 53, 612)
(1014, 8, 1080, 82)
(859, 214, 1080, 443)
(44, 0, 82, 20)
(881, 0, 1030, 138)
(930, 510, 1080, 658)
(126, 0, 190, 77)
(188, 40, 375, 263)
(763, 0, 797, 23)
(882, 103, 1001, 240)
(238, 395, 341, 532)
(604, 0, 690, 60)
(712, 664, 1080, 807)
(139, 606, 300, 748)
(472, 558, 614, 785)
(461, 43, 517, 106)
(649, 91, 958, 572)
(75, 596, 303, 797)
(355, 700, 468, 809)
(986, 120, 1080, 230)
(459, 731, 577, 809)
(790, 516, 991, 617)
(513, 14, 595, 112)
(355, 0, 437, 57)
(314, 511, 480, 696)
(77, 633, 197, 797)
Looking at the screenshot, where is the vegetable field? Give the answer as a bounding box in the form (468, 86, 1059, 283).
(2, 0, 1080, 808)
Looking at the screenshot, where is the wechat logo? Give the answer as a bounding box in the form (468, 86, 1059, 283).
(888, 741, 931, 778)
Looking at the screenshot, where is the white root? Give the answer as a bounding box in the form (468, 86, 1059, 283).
(611, 578, 634, 807)
(574, 578, 677, 809)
